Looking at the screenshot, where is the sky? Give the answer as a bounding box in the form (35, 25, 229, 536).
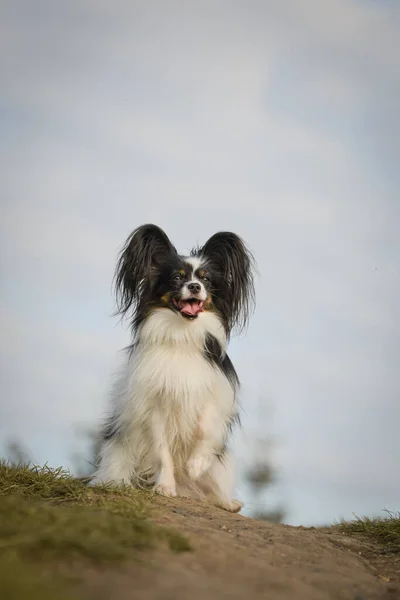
(1, 0, 399, 526)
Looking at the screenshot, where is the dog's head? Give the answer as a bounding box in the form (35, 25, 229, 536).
(114, 224, 255, 334)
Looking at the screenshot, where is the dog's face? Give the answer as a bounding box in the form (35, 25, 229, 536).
(156, 256, 213, 320)
(114, 224, 255, 333)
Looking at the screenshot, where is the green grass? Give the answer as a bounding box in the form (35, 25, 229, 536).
(0, 462, 190, 599)
(336, 510, 400, 554)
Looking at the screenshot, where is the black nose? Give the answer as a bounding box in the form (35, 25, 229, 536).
(188, 282, 201, 294)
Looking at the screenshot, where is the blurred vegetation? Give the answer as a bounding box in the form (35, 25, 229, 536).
(243, 400, 286, 523)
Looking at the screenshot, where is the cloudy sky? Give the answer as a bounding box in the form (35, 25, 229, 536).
(1, 0, 399, 526)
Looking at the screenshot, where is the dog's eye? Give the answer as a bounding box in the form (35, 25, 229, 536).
(173, 274, 182, 281)
(203, 276, 210, 282)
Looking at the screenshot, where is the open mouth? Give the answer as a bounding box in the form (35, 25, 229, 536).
(173, 297, 204, 317)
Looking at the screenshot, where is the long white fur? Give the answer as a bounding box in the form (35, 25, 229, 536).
(91, 304, 242, 512)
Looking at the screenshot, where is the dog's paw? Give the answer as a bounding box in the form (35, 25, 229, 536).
(215, 498, 243, 513)
(187, 455, 212, 480)
(154, 482, 177, 497)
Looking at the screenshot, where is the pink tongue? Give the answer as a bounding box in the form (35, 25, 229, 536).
(180, 301, 203, 316)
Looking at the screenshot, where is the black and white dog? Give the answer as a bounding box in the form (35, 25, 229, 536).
(91, 224, 255, 512)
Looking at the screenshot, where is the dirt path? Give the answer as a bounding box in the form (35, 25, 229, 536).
(79, 496, 399, 600)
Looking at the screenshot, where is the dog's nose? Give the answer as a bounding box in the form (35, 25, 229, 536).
(188, 282, 201, 294)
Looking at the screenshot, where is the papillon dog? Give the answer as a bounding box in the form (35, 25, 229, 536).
(91, 224, 255, 512)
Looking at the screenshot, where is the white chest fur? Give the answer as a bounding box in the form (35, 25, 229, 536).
(125, 309, 234, 447)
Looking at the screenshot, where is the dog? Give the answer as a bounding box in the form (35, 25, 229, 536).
(91, 224, 255, 512)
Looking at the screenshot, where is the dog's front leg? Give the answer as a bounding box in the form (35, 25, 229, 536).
(187, 403, 224, 481)
(151, 410, 177, 497)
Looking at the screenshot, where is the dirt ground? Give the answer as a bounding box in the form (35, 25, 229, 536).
(80, 496, 399, 600)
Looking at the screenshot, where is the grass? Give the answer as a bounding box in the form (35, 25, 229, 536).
(0, 462, 190, 598)
(336, 509, 400, 554)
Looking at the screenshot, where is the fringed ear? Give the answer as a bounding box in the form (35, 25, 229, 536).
(196, 232, 256, 334)
(114, 224, 177, 320)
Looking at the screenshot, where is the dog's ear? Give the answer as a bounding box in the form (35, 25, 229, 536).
(114, 224, 177, 318)
(198, 232, 256, 334)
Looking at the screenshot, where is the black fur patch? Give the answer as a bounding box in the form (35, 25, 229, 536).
(214, 413, 241, 463)
(113, 224, 180, 331)
(214, 444, 228, 463)
(204, 333, 241, 461)
(227, 410, 241, 433)
(203, 333, 240, 390)
(102, 414, 121, 442)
